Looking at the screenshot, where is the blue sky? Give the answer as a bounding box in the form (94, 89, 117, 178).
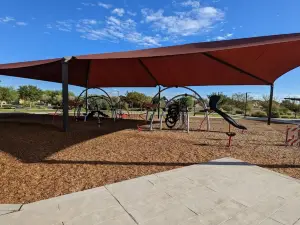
(0, 0, 299, 100)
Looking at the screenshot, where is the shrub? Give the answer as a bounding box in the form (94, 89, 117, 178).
(281, 115, 290, 119)
(235, 109, 243, 114)
(271, 110, 280, 118)
(222, 105, 233, 112)
(251, 111, 267, 117)
(279, 107, 289, 115)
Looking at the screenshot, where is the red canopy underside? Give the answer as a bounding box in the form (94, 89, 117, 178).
(1, 33, 300, 87)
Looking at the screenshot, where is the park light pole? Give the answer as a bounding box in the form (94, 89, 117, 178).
(244, 92, 250, 118)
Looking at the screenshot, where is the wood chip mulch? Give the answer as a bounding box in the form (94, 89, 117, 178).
(0, 114, 299, 203)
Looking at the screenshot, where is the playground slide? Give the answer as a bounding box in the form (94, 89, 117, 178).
(214, 108, 247, 130)
(209, 95, 247, 130)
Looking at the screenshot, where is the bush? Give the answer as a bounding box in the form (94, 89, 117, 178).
(235, 109, 243, 114)
(222, 105, 233, 112)
(251, 111, 267, 117)
(271, 110, 280, 118)
(281, 115, 290, 119)
(279, 107, 289, 115)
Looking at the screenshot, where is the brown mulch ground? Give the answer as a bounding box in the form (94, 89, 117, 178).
(0, 114, 300, 203)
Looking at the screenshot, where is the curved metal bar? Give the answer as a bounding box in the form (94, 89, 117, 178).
(74, 95, 113, 119)
(151, 86, 172, 103)
(95, 88, 113, 105)
(152, 87, 210, 132)
(74, 87, 114, 107)
(74, 88, 115, 119)
(151, 86, 207, 110)
(165, 93, 200, 108)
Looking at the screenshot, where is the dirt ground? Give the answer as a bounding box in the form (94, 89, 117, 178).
(0, 113, 300, 203)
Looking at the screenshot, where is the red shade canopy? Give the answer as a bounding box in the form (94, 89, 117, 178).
(1, 33, 300, 87)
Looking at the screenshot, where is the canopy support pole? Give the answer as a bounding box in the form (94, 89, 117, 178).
(267, 84, 274, 125)
(85, 89, 88, 115)
(158, 85, 161, 119)
(85, 61, 91, 115)
(62, 58, 70, 132)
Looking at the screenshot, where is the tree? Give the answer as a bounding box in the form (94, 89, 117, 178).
(0, 87, 18, 106)
(18, 85, 42, 108)
(260, 95, 280, 118)
(231, 93, 253, 110)
(281, 99, 300, 118)
(125, 91, 149, 108)
(68, 91, 75, 101)
(40, 90, 75, 106)
(178, 96, 194, 108)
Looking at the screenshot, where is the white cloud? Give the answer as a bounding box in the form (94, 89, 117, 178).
(141, 5, 224, 36)
(47, 2, 225, 47)
(77, 8, 82, 10)
(127, 11, 137, 16)
(55, 20, 73, 32)
(82, 2, 96, 6)
(80, 19, 97, 25)
(112, 8, 125, 16)
(181, 0, 200, 8)
(16, 21, 28, 26)
(98, 2, 112, 9)
(77, 16, 162, 46)
(0, 16, 15, 23)
(215, 33, 233, 40)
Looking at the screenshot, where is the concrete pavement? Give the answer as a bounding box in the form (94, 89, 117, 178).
(1, 157, 300, 225)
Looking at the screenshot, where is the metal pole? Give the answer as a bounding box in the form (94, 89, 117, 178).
(158, 85, 161, 119)
(62, 58, 70, 132)
(244, 92, 248, 118)
(85, 61, 91, 116)
(85, 88, 88, 115)
(267, 84, 274, 125)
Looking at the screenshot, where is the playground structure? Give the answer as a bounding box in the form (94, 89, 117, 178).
(69, 86, 209, 133)
(73, 88, 115, 126)
(286, 126, 300, 146)
(66, 86, 247, 146)
(154, 86, 210, 133)
(283, 97, 300, 147)
(208, 95, 247, 146)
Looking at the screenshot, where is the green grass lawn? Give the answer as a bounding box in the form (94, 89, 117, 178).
(0, 108, 74, 113)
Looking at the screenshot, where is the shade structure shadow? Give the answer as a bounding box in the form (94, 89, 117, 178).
(0, 113, 146, 163)
(38, 159, 300, 169)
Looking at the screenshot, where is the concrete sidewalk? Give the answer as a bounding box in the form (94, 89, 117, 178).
(1, 157, 300, 225)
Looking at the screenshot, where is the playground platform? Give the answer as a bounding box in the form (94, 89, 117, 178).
(1, 157, 300, 225)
